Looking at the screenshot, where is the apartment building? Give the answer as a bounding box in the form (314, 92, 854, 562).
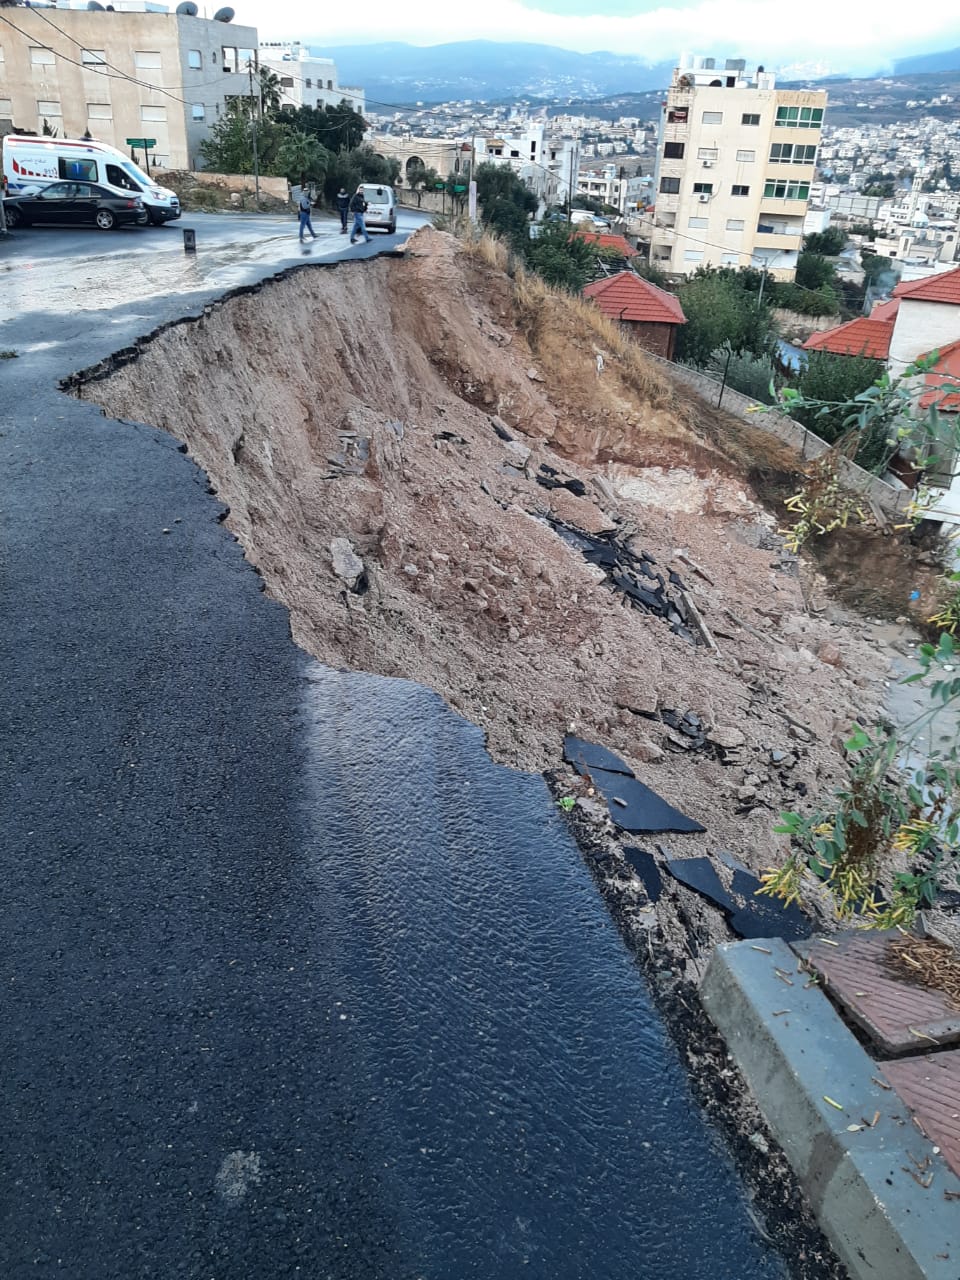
(0, 2, 258, 169)
(577, 162, 626, 214)
(475, 124, 581, 204)
(648, 55, 827, 280)
(257, 41, 365, 115)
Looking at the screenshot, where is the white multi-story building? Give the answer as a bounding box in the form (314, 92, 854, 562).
(577, 162, 626, 214)
(647, 55, 827, 280)
(257, 42, 365, 115)
(475, 124, 580, 204)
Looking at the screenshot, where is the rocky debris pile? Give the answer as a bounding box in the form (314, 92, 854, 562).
(546, 518, 702, 645)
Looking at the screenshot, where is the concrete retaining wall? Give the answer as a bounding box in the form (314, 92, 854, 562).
(651, 354, 912, 516)
(154, 169, 289, 201)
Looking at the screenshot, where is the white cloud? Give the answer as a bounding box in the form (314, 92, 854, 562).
(242, 0, 960, 74)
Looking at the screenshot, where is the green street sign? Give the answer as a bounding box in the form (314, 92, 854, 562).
(125, 137, 157, 148)
(453, 184, 466, 193)
(434, 181, 445, 189)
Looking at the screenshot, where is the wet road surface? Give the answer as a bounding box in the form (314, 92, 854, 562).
(2, 212, 785, 1278)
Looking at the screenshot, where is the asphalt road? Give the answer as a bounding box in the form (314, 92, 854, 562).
(1, 211, 785, 1280)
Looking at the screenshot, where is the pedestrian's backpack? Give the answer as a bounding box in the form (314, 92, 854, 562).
(299, 192, 311, 212)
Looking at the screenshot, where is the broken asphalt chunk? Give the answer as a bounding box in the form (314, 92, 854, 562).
(666, 857, 737, 914)
(623, 847, 663, 903)
(563, 734, 633, 777)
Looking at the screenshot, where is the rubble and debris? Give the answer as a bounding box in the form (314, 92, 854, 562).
(564, 735, 705, 834)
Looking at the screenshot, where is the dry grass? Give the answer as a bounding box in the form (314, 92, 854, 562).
(888, 935, 960, 1009)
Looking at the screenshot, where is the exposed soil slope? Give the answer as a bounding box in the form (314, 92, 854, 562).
(79, 227, 893, 881)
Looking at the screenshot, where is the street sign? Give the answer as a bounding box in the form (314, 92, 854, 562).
(125, 138, 157, 149)
(453, 184, 466, 193)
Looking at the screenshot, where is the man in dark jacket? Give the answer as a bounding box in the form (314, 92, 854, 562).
(349, 187, 371, 244)
(335, 187, 350, 233)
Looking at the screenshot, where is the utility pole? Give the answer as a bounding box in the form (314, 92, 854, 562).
(248, 60, 260, 206)
(567, 145, 574, 224)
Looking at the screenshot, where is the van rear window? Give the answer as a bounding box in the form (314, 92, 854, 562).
(59, 157, 97, 182)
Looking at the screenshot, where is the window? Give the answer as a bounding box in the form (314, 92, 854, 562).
(763, 178, 811, 200)
(327, 79, 333, 90)
(697, 147, 718, 160)
(134, 50, 162, 69)
(683, 250, 704, 262)
(305, 78, 312, 88)
(59, 156, 97, 181)
(81, 48, 106, 66)
(663, 141, 685, 159)
(221, 47, 239, 72)
(693, 182, 713, 194)
(732, 184, 750, 196)
(701, 111, 723, 125)
(37, 100, 62, 116)
(86, 103, 112, 119)
(726, 218, 745, 231)
(688, 216, 708, 228)
(0, 100, 11, 117)
(280, 76, 294, 87)
(741, 113, 760, 126)
(769, 143, 817, 164)
(775, 105, 823, 128)
(192, 103, 205, 120)
(30, 47, 56, 65)
(510, 149, 519, 158)
(667, 107, 688, 124)
(659, 176, 680, 194)
(187, 49, 202, 69)
(736, 149, 755, 162)
(141, 105, 167, 122)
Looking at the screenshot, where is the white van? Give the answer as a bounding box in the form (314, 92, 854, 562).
(2, 135, 180, 226)
(360, 184, 397, 235)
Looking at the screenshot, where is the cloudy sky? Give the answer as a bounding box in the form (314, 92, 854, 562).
(242, 0, 960, 76)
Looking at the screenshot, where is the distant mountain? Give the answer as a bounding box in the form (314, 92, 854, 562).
(317, 41, 674, 106)
(893, 47, 960, 75)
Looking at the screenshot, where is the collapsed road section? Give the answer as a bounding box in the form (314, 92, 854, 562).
(56, 224, 930, 1275)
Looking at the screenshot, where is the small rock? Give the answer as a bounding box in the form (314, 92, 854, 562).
(162, 527, 171, 534)
(402, 563, 419, 577)
(817, 640, 842, 667)
(748, 1132, 770, 1156)
(770, 749, 787, 764)
(633, 739, 665, 764)
(526, 366, 545, 382)
(329, 537, 365, 589)
(504, 440, 531, 464)
(896, 615, 909, 625)
(612, 678, 658, 716)
(737, 785, 758, 802)
(711, 725, 746, 750)
(788, 723, 812, 743)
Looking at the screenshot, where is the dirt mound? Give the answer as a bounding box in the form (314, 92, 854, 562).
(76, 226, 892, 877)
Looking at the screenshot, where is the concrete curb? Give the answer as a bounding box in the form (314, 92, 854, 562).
(701, 939, 960, 1280)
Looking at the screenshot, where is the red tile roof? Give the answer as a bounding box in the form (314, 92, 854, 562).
(582, 271, 686, 326)
(802, 317, 892, 360)
(573, 230, 639, 256)
(917, 337, 960, 410)
(892, 264, 960, 304)
(869, 297, 900, 322)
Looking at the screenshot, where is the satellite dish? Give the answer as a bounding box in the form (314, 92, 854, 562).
(213, 6, 234, 20)
(176, 1, 198, 12)
(87, 1, 105, 8)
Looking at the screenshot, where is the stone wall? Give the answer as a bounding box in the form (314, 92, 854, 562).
(650, 355, 912, 516)
(153, 169, 289, 201)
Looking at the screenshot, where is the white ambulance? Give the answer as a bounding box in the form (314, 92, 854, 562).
(2, 135, 180, 225)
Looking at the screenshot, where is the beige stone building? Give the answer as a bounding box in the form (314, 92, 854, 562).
(647, 56, 827, 281)
(0, 4, 259, 170)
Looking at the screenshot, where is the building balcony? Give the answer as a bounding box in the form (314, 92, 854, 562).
(758, 196, 810, 216)
(754, 227, 803, 250)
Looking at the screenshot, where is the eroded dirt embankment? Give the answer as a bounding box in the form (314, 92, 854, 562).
(76, 227, 894, 887)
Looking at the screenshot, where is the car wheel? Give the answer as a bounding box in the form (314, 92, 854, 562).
(389, 217, 396, 234)
(4, 206, 21, 229)
(95, 209, 116, 231)
(148, 210, 165, 227)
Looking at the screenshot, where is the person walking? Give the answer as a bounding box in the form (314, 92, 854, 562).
(349, 186, 371, 244)
(336, 187, 350, 234)
(298, 188, 317, 242)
